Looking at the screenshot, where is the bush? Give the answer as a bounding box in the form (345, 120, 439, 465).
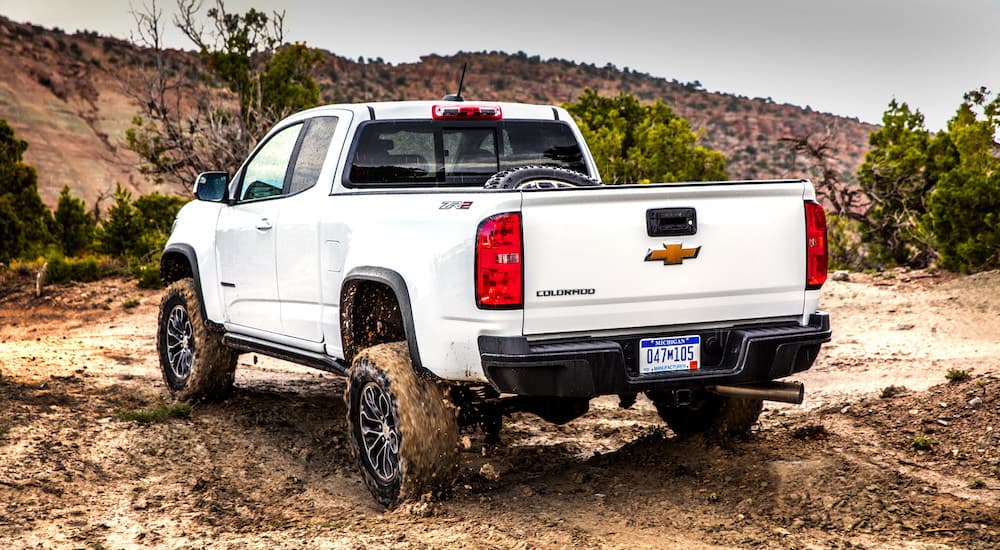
(97, 186, 187, 264)
(43, 254, 118, 284)
(859, 89, 999, 272)
(133, 193, 187, 235)
(53, 185, 95, 256)
(855, 101, 939, 268)
(564, 89, 727, 184)
(827, 213, 874, 271)
(95, 184, 142, 257)
(45, 255, 98, 284)
(0, 195, 25, 263)
(0, 119, 53, 262)
(7, 257, 46, 277)
(945, 369, 970, 383)
(927, 168, 1000, 272)
(132, 262, 163, 289)
(911, 435, 935, 450)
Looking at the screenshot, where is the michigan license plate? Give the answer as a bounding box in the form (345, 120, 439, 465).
(639, 335, 701, 374)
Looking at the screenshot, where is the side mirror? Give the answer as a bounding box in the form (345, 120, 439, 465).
(194, 171, 229, 202)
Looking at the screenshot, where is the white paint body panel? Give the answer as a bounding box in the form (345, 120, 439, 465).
(520, 182, 810, 335)
(168, 100, 822, 384)
(318, 191, 524, 379)
(274, 109, 354, 342)
(165, 201, 227, 321)
(215, 199, 282, 333)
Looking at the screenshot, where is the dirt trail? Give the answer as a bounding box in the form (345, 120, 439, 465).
(1, 270, 998, 549)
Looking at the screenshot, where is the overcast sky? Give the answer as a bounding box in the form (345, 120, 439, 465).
(2, 0, 997, 130)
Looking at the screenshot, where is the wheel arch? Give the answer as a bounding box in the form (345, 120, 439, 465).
(340, 267, 431, 377)
(160, 244, 220, 330)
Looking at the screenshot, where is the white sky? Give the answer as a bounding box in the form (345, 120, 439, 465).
(2, 0, 997, 130)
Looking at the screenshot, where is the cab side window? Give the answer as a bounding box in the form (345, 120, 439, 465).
(240, 123, 303, 201)
(288, 116, 339, 195)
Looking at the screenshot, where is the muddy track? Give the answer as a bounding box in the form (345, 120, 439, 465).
(1, 271, 998, 548)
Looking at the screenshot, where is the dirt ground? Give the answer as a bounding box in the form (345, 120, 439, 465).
(1, 269, 998, 549)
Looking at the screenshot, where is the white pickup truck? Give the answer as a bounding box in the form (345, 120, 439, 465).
(157, 100, 831, 506)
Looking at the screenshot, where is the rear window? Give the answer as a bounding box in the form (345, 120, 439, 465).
(347, 121, 587, 186)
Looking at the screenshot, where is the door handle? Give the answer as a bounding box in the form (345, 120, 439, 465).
(256, 218, 273, 230)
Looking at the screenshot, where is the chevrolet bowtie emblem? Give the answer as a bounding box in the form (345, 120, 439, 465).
(644, 243, 701, 265)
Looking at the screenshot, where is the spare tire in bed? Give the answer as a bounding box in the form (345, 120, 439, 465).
(483, 165, 601, 189)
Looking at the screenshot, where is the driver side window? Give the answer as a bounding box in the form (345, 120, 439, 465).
(240, 123, 303, 201)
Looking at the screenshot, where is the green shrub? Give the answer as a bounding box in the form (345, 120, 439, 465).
(921, 90, 998, 272)
(53, 185, 95, 256)
(0, 195, 25, 263)
(0, 119, 54, 262)
(43, 254, 118, 284)
(945, 369, 970, 383)
(927, 168, 1000, 272)
(827, 213, 873, 271)
(95, 184, 142, 257)
(132, 262, 163, 289)
(133, 193, 187, 235)
(854, 91, 1000, 272)
(8, 257, 44, 277)
(45, 255, 99, 284)
(97, 186, 186, 269)
(911, 435, 935, 450)
(565, 89, 727, 184)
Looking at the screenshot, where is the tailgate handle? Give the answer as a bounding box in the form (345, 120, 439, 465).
(646, 207, 697, 237)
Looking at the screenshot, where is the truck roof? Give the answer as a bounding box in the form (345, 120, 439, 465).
(295, 100, 564, 121)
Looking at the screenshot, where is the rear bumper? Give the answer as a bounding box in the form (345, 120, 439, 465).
(479, 312, 831, 398)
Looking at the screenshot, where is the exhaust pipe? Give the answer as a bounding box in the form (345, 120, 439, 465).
(709, 381, 804, 404)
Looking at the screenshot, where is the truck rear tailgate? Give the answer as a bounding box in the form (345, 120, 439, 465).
(520, 181, 808, 336)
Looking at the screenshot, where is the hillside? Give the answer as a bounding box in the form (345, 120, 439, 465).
(316, 52, 876, 183)
(0, 16, 877, 210)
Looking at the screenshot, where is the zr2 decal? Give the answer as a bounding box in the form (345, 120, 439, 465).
(440, 201, 473, 210)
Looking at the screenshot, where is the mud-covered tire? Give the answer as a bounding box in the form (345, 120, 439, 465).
(346, 342, 459, 507)
(156, 278, 237, 401)
(648, 392, 763, 442)
(483, 165, 601, 189)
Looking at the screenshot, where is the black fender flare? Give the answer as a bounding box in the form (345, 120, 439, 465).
(160, 244, 223, 331)
(340, 267, 432, 378)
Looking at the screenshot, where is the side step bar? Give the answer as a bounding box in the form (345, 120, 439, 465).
(710, 381, 804, 404)
(222, 333, 349, 376)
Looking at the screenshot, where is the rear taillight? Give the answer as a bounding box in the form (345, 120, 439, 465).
(475, 213, 522, 308)
(805, 201, 828, 289)
(432, 104, 502, 120)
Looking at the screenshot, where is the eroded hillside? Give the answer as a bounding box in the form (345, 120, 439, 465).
(0, 16, 876, 210)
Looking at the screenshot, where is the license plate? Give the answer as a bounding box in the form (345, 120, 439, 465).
(639, 335, 701, 374)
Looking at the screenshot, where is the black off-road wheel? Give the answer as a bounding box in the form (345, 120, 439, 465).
(346, 342, 459, 508)
(484, 165, 601, 189)
(156, 278, 237, 401)
(647, 391, 763, 442)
